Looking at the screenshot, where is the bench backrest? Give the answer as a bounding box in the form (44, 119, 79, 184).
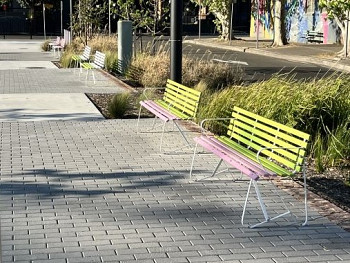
(227, 106, 310, 173)
(163, 79, 201, 119)
(82, 46, 91, 60)
(53, 36, 60, 45)
(93, 51, 106, 68)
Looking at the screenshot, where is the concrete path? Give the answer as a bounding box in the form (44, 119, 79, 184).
(0, 38, 350, 263)
(0, 41, 123, 121)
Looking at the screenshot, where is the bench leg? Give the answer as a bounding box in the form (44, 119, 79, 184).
(189, 142, 199, 180)
(92, 70, 96, 84)
(211, 159, 223, 177)
(173, 121, 192, 148)
(242, 179, 270, 228)
(302, 163, 309, 226)
(242, 179, 294, 228)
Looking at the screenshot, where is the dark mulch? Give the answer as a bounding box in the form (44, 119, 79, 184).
(86, 92, 350, 221)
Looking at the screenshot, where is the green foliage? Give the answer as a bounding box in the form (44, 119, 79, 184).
(130, 51, 243, 88)
(111, 0, 170, 34)
(60, 49, 74, 68)
(104, 51, 118, 72)
(198, 74, 350, 172)
(41, 40, 51, 52)
(108, 93, 131, 118)
(319, 0, 350, 21)
(72, 0, 107, 43)
(191, 0, 232, 39)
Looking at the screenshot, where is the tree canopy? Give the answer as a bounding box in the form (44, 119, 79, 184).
(319, 0, 350, 56)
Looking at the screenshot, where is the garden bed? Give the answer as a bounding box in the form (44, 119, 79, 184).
(87, 92, 350, 218)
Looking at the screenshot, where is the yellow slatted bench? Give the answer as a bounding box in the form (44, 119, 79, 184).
(71, 45, 91, 73)
(80, 51, 105, 84)
(190, 106, 310, 228)
(137, 79, 201, 152)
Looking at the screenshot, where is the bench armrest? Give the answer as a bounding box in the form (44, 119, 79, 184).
(256, 146, 307, 174)
(200, 118, 235, 134)
(142, 87, 166, 100)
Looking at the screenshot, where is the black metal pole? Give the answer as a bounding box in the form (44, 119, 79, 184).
(170, 0, 183, 83)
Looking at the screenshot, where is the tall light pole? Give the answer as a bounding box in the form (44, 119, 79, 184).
(346, 10, 349, 58)
(108, 0, 111, 36)
(70, 0, 73, 42)
(256, 0, 260, 49)
(43, 4, 46, 39)
(170, 0, 183, 83)
(60, 1, 63, 36)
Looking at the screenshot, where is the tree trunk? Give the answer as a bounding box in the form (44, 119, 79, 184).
(334, 15, 350, 57)
(214, 11, 230, 40)
(272, 0, 287, 47)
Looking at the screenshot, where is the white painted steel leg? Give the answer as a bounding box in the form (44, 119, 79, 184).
(189, 143, 199, 180)
(211, 159, 223, 177)
(159, 121, 167, 152)
(92, 70, 96, 84)
(302, 165, 309, 226)
(174, 121, 192, 148)
(241, 179, 253, 226)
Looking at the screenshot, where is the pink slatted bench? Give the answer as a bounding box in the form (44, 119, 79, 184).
(190, 106, 310, 228)
(137, 79, 201, 152)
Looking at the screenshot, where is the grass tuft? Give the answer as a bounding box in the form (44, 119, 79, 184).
(107, 93, 131, 118)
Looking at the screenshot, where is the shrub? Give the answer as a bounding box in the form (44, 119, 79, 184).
(104, 51, 118, 72)
(182, 56, 243, 90)
(131, 52, 170, 87)
(107, 93, 131, 118)
(198, 74, 350, 171)
(60, 49, 75, 68)
(41, 40, 51, 51)
(131, 51, 244, 89)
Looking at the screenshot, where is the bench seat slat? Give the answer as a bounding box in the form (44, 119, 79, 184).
(155, 100, 190, 120)
(141, 100, 179, 122)
(217, 136, 293, 176)
(202, 136, 275, 176)
(194, 136, 263, 181)
(229, 132, 299, 171)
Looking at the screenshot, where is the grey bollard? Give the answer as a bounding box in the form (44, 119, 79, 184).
(118, 20, 133, 74)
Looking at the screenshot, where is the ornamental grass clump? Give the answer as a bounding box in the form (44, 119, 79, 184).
(199, 74, 350, 172)
(107, 92, 131, 118)
(131, 51, 244, 89)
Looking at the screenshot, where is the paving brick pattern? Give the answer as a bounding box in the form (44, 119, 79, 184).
(1, 119, 350, 263)
(0, 69, 122, 94)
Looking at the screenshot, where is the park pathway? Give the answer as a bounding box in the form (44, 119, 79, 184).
(0, 39, 349, 263)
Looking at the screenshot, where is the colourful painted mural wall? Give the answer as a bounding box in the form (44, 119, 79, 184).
(250, 0, 338, 44)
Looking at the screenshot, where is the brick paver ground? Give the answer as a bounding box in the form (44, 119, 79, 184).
(0, 120, 350, 263)
(0, 40, 350, 263)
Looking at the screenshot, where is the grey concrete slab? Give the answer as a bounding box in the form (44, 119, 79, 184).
(0, 119, 349, 263)
(0, 93, 104, 121)
(0, 69, 124, 94)
(0, 61, 57, 70)
(0, 40, 43, 53)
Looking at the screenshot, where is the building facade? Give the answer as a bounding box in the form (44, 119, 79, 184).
(250, 0, 338, 44)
